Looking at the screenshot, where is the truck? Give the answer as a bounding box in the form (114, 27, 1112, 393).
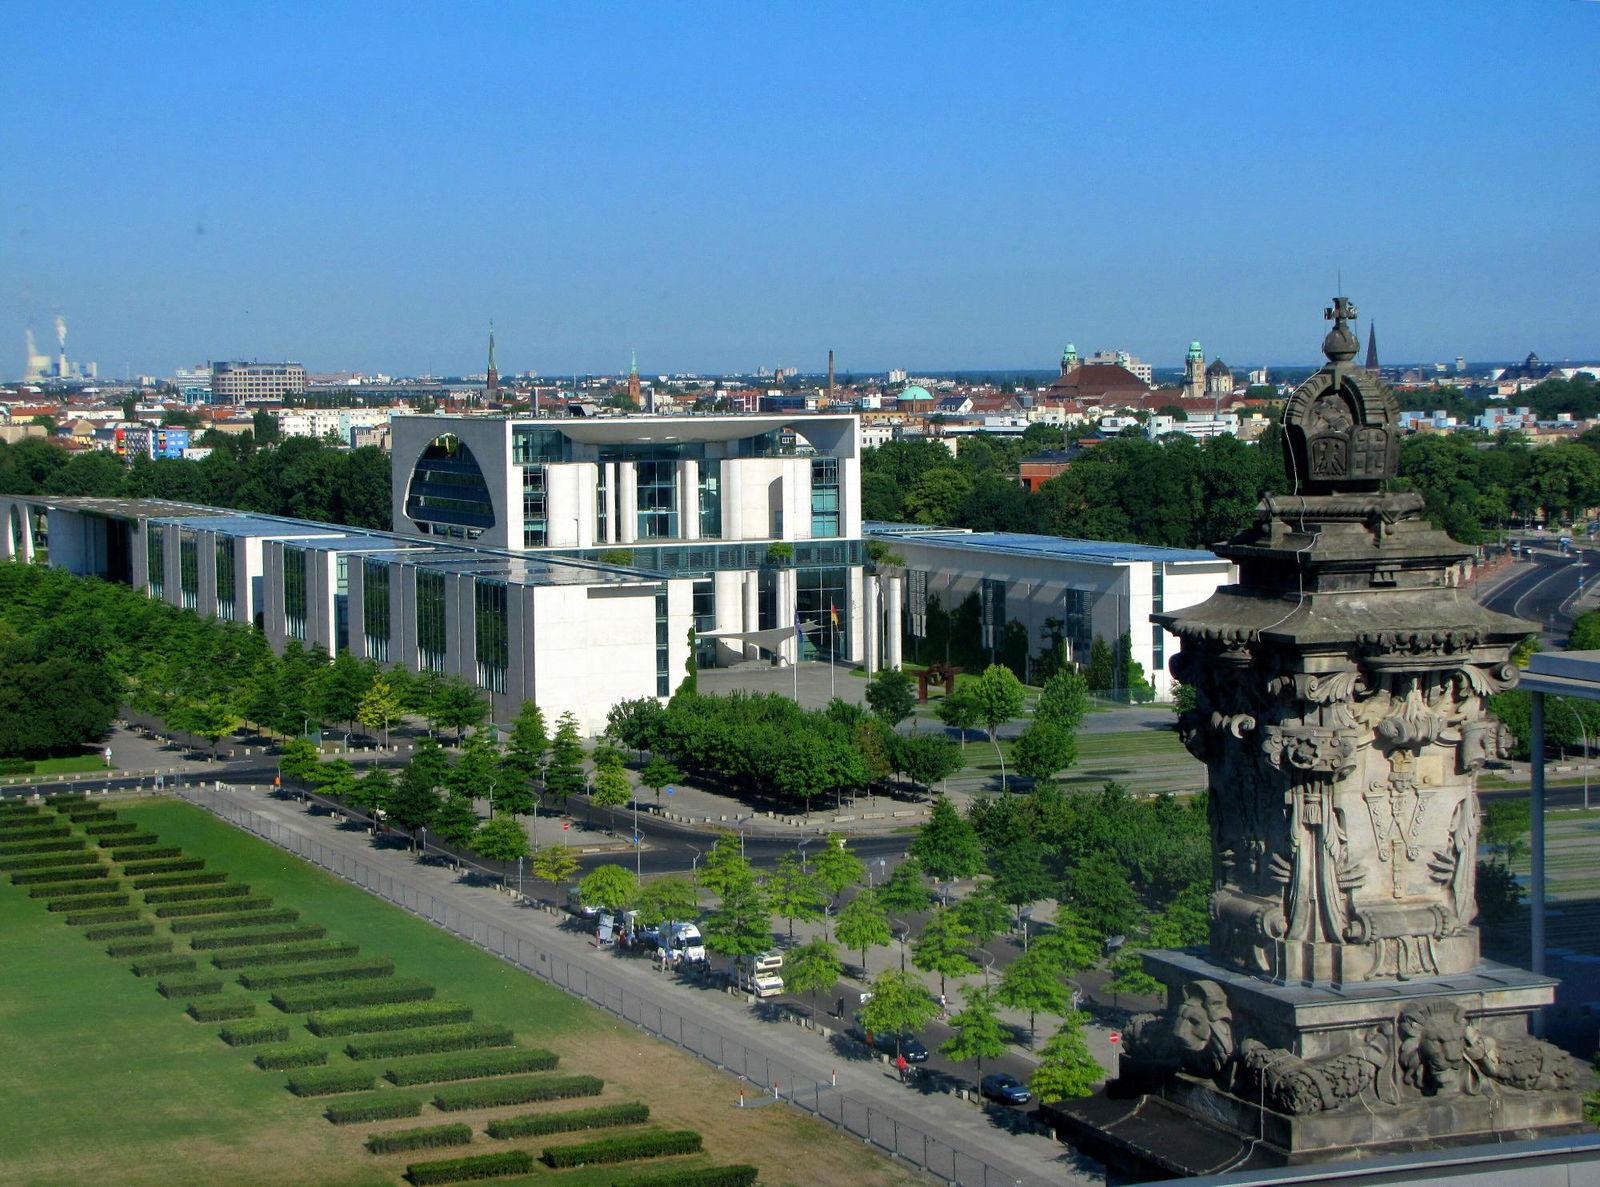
(735, 951, 785, 997)
(661, 921, 706, 964)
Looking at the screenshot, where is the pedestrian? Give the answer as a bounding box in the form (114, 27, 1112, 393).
(895, 1053, 908, 1083)
(938, 992, 947, 1017)
(836, 995, 846, 1019)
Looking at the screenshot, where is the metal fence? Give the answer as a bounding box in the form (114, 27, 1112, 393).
(180, 787, 1030, 1187)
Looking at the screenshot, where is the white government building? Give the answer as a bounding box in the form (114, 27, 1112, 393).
(0, 413, 1231, 729)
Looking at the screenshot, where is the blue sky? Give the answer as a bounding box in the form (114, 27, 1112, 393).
(4, 1, 1597, 377)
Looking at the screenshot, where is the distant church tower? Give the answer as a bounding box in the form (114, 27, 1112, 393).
(1060, 343, 1079, 378)
(628, 350, 645, 412)
(485, 321, 499, 404)
(1365, 322, 1379, 373)
(1183, 340, 1205, 401)
(827, 348, 835, 404)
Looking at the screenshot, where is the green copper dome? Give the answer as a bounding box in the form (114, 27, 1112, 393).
(899, 385, 933, 401)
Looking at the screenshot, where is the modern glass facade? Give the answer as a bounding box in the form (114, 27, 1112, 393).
(334, 556, 350, 654)
(416, 569, 447, 673)
(512, 427, 568, 465)
(215, 539, 236, 621)
(405, 435, 495, 540)
(698, 469, 721, 539)
(1151, 565, 1165, 675)
(1063, 588, 1093, 663)
(595, 465, 608, 542)
(178, 533, 199, 610)
(283, 546, 307, 641)
(474, 578, 509, 694)
(795, 566, 849, 661)
(552, 538, 864, 578)
(654, 585, 670, 696)
(810, 457, 840, 538)
(521, 466, 547, 548)
(636, 459, 678, 539)
(980, 577, 1006, 654)
(147, 529, 165, 598)
(362, 559, 390, 661)
(692, 578, 716, 667)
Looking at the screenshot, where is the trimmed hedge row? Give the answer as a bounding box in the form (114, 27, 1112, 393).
(85, 922, 155, 940)
(343, 1023, 515, 1062)
(240, 958, 395, 990)
(67, 906, 142, 925)
(122, 858, 205, 876)
(108, 938, 174, 957)
(306, 1002, 472, 1037)
(324, 1094, 423, 1125)
(132, 955, 198, 977)
(385, 1047, 558, 1087)
(541, 1129, 702, 1169)
(270, 979, 435, 1015)
(131, 872, 227, 890)
(484, 1101, 648, 1139)
(406, 1151, 532, 1185)
(29, 879, 121, 898)
(188, 999, 256, 1022)
(220, 1022, 291, 1047)
(156, 897, 275, 918)
(144, 884, 252, 905)
(86, 821, 139, 836)
(431, 1075, 603, 1112)
(0, 824, 69, 841)
(614, 1166, 758, 1187)
(191, 925, 326, 950)
(211, 941, 360, 970)
(285, 1067, 377, 1097)
(110, 845, 180, 862)
(15, 865, 110, 885)
(364, 1123, 472, 1156)
(253, 1044, 329, 1071)
(0, 850, 99, 872)
(170, 909, 299, 935)
(47, 893, 127, 911)
(0, 838, 87, 856)
(158, 977, 225, 999)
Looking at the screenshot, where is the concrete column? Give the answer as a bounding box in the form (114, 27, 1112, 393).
(713, 568, 743, 666)
(778, 568, 798, 665)
(863, 572, 880, 675)
(681, 458, 700, 541)
(721, 459, 743, 540)
(603, 463, 618, 544)
(617, 461, 638, 544)
(1530, 690, 1547, 1031)
(884, 573, 904, 670)
(742, 571, 760, 660)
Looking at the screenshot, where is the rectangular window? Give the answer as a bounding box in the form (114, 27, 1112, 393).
(698, 469, 721, 539)
(637, 460, 679, 540)
(1063, 588, 1093, 662)
(692, 578, 716, 667)
(178, 534, 199, 610)
(512, 427, 567, 464)
(655, 585, 670, 696)
(980, 578, 1006, 653)
(416, 570, 447, 673)
(363, 559, 390, 662)
(595, 465, 609, 542)
(334, 555, 350, 654)
(810, 457, 840, 538)
(795, 566, 849, 662)
(1152, 565, 1166, 680)
(474, 579, 509, 694)
(522, 466, 547, 547)
(283, 546, 307, 641)
(215, 539, 236, 621)
(908, 569, 928, 638)
(147, 529, 165, 598)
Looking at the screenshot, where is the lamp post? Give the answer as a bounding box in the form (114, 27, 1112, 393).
(797, 837, 813, 873)
(418, 825, 427, 856)
(689, 845, 701, 876)
(1556, 698, 1591, 810)
(516, 854, 524, 900)
(632, 789, 641, 880)
(893, 918, 909, 972)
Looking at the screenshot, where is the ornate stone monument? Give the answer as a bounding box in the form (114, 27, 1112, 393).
(1064, 299, 1587, 1176)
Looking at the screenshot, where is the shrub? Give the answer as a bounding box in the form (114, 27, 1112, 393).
(144, 884, 252, 905)
(253, 1044, 329, 1071)
(344, 1023, 515, 1062)
(67, 906, 142, 925)
(219, 1022, 291, 1047)
(271, 979, 435, 1014)
(285, 1067, 378, 1097)
(132, 955, 197, 977)
(0, 839, 86, 857)
(191, 926, 326, 950)
(0, 850, 98, 872)
(485, 1101, 648, 1139)
(0, 825, 69, 841)
(385, 1047, 557, 1087)
(158, 977, 225, 999)
(85, 922, 155, 940)
(188, 999, 257, 1022)
(13, 864, 108, 884)
(170, 909, 298, 934)
(107, 938, 174, 957)
(212, 942, 360, 970)
(86, 821, 139, 837)
(104, 834, 163, 849)
(432, 1075, 603, 1112)
(541, 1129, 702, 1168)
(405, 1151, 533, 1185)
(324, 1094, 424, 1125)
(156, 897, 274, 918)
(614, 1166, 758, 1187)
(47, 893, 127, 911)
(122, 858, 205, 876)
(131, 872, 228, 889)
(364, 1123, 472, 1156)
(306, 1002, 473, 1037)
(29, 879, 120, 898)
(110, 845, 180, 862)
(239, 958, 394, 990)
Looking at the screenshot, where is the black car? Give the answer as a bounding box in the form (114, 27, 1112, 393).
(980, 1072, 1032, 1105)
(852, 1018, 930, 1063)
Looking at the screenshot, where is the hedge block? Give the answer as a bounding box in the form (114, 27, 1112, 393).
(211, 941, 359, 970)
(240, 958, 395, 990)
(156, 897, 274, 918)
(364, 1123, 471, 1156)
(122, 858, 205, 876)
(0, 825, 69, 841)
(67, 906, 142, 925)
(306, 1002, 472, 1037)
(613, 1166, 758, 1187)
(169, 908, 298, 935)
(0, 851, 98, 872)
(271, 979, 435, 1014)
(86, 821, 139, 837)
(187, 999, 256, 1022)
(541, 1129, 702, 1169)
(431, 1075, 603, 1112)
(107, 938, 174, 957)
(0, 839, 86, 857)
(47, 893, 127, 911)
(29, 879, 120, 899)
(130, 872, 227, 890)
(343, 1024, 514, 1061)
(15, 865, 110, 886)
(110, 845, 180, 862)
(384, 1047, 557, 1087)
(158, 977, 225, 999)
(253, 1044, 329, 1071)
(84, 922, 155, 940)
(144, 884, 251, 905)
(284, 1067, 377, 1097)
(485, 1101, 648, 1139)
(190, 926, 326, 950)
(219, 1022, 290, 1047)
(132, 955, 198, 977)
(323, 1094, 423, 1125)
(406, 1151, 532, 1185)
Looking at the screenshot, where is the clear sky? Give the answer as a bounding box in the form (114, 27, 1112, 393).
(4, 1, 1597, 378)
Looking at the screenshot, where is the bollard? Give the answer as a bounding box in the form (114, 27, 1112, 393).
(738, 1090, 745, 1108)
(831, 1069, 837, 1088)
(772, 1080, 780, 1099)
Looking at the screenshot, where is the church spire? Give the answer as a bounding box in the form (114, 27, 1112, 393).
(627, 348, 644, 412)
(485, 320, 499, 403)
(1365, 321, 1379, 373)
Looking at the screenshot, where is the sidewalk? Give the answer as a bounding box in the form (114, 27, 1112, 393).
(187, 784, 1097, 1187)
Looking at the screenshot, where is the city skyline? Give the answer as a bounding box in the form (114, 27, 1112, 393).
(4, 3, 1597, 376)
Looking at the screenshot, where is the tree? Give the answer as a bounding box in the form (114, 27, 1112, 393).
(577, 864, 638, 911)
(877, 856, 931, 916)
(910, 794, 985, 886)
(591, 759, 633, 832)
(941, 987, 1007, 1098)
(433, 793, 480, 848)
(835, 888, 892, 973)
(1035, 668, 1091, 732)
(388, 765, 442, 846)
(636, 875, 699, 928)
(472, 816, 530, 865)
(446, 729, 503, 808)
(1570, 609, 1600, 652)
(766, 855, 828, 942)
(935, 685, 980, 749)
(982, 802, 1053, 939)
(1030, 1012, 1104, 1102)
(859, 969, 939, 1059)
(531, 843, 579, 888)
(856, 721, 893, 788)
(703, 867, 773, 961)
(639, 753, 682, 806)
(1085, 636, 1116, 694)
(697, 834, 750, 899)
(865, 667, 916, 726)
(1064, 850, 1141, 939)
(176, 696, 241, 760)
(348, 766, 393, 817)
(278, 737, 321, 785)
(811, 832, 865, 904)
(310, 757, 357, 804)
(1012, 719, 1077, 783)
(430, 676, 487, 743)
(969, 665, 1025, 789)
(544, 712, 586, 804)
(896, 730, 964, 792)
(1033, 906, 1103, 976)
(679, 626, 698, 697)
(912, 906, 978, 997)
(785, 937, 843, 1020)
(1482, 798, 1531, 871)
(997, 943, 1072, 1046)
(357, 675, 405, 746)
(501, 700, 549, 809)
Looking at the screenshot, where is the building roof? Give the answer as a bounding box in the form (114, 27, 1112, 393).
(865, 522, 1222, 565)
(898, 385, 933, 401)
(1206, 358, 1232, 376)
(1044, 363, 1149, 400)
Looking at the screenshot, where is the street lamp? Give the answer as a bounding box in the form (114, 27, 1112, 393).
(893, 919, 910, 972)
(1555, 699, 1591, 810)
(516, 854, 524, 900)
(418, 825, 427, 856)
(689, 845, 701, 875)
(632, 789, 641, 880)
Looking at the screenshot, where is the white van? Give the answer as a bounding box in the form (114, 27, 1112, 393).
(735, 950, 785, 997)
(663, 921, 706, 964)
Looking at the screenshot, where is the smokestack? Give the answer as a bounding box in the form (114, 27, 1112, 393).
(827, 349, 834, 404)
(55, 315, 66, 350)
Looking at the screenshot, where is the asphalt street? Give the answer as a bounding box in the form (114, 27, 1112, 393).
(1478, 546, 1600, 643)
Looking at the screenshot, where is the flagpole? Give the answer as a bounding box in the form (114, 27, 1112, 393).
(829, 621, 835, 699)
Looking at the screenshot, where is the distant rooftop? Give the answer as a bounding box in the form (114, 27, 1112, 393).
(865, 522, 1221, 565)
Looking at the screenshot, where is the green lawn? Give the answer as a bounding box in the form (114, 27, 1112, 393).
(0, 798, 915, 1187)
(0, 751, 113, 779)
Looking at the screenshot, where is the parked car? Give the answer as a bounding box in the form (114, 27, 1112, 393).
(979, 1072, 1032, 1105)
(851, 1016, 929, 1062)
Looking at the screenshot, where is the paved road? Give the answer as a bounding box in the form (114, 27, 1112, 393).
(1478, 548, 1599, 643)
